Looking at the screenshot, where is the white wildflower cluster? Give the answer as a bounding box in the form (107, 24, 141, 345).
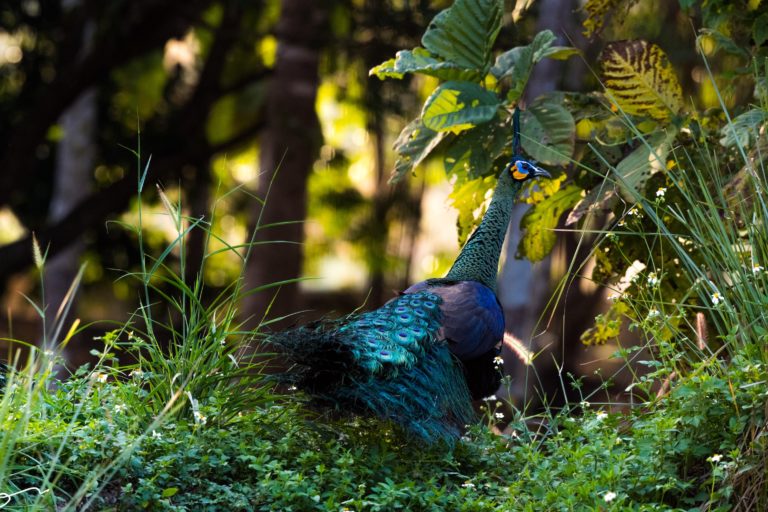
(603, 491, 617, 502)
(646, 308, 661, 321)
(655, 187, 667, 202)
(646, 272, 660, 287)
(707, 453, 723, 463)
(493, 356, 504, 370)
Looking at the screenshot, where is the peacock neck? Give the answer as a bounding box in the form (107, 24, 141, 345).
(444, 170, 522, 291)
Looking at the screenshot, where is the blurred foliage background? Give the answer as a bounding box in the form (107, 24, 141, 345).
(0, 0, 761, 409)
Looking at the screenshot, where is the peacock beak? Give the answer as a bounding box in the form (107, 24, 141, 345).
(532, 167, 552, 179)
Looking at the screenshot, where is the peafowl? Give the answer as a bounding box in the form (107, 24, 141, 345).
(269, 115, 551, 443)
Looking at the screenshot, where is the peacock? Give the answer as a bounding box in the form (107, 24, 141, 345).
(268, 113, 551, 443)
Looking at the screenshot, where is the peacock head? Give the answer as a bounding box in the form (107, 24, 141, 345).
(508, 157, 551, 182)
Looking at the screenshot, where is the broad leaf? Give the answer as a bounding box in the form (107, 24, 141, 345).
(566, 186, 616, 226)
(518, 184, 582, 262)
(391, 119, 447, 183)
(444, 119, 508, 178)
(449, 174, 496, 245)
(521, 96, 576, 166)
(601, 40, 684, 122)
(422, 0, 503, 73)
(614, 130, 676, 201)
(719, 108, 767, 148)
(370, 48, 481, 81)
(491, 30, 576, 102)
(422, 81, 501, 134)
(582, 0, 625, 38)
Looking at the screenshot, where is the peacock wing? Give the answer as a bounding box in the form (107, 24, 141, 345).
(337, 290, 444, 378)
(405, 280, 504, 361)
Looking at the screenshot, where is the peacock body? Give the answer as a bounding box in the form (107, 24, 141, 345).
(269, 152, 550, 443)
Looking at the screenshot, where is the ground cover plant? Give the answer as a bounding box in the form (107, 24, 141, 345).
(3, 0, 768, 510)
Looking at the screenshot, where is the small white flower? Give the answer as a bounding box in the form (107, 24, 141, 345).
(752, 264, 764, 274)
(711, 292, 723, 306)
(655, 187, 666, 198)
(193, 411, 208, 425)
(493, 356, 504, 366)
(114, 403, 126, 413)
(461, 481, 476, 489)
(483, 394, 497, 401)
(580, 401, 590, 408)
(615, 437, 623, 445)
(495, 412, 504, 420)
(708, 453, 723, 463)
(92, 372, 108, 383)
(647, 272, 660, 287)
(130, 369, 144, 379)
(595, 411, 608, 421)
(647, 308, 660, 320)
(603, 491, 617, 502)
(288, 385, 298, 392)
(152, 430, 162, 439)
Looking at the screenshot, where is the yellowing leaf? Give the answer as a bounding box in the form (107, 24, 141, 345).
(582, 0, 631, 38)
(421, 81, 500, 133)
(518, 184, 582, 262)
(450, 174, 496, 244)
(601, 40, 684, 122)
(391, 119, 447, 182)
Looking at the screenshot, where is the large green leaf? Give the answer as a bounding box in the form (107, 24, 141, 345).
(601, 40, 684, 122)
(443, 118, 508, 178)
(422, 81, 501, 134)
(369, 47, 482, 81)
(521, 96, 576, 166)
(518, 184, 582, 262)
(614, 130, 676, 201)
(491, 30, 577, 102)
(421, 0, 503, 72)
(391, 119, 447, 183)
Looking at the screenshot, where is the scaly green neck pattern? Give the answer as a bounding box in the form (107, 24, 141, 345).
(445, 170, 522, 290)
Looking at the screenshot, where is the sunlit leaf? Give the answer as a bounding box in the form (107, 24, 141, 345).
(601, 40, 684, 122)
(521, 96, 576, 166)
(421, 81, 501, 134)
(449, 174, 496, 244)
(719, 108, 767, 148)
(581, 300, 629, 345)
(443, 119, 508, 178)
(518, 184, 582, 262)
(391, 119, 447, 183)
(422, 0, 504, 72)
(369, 48, 482, 81)
(614, 130, 676, 201)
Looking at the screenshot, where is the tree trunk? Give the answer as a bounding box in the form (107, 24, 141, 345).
(242, 0, 328, 328)
(497, 0, 580, 405)
(43, 5, 96, 355)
